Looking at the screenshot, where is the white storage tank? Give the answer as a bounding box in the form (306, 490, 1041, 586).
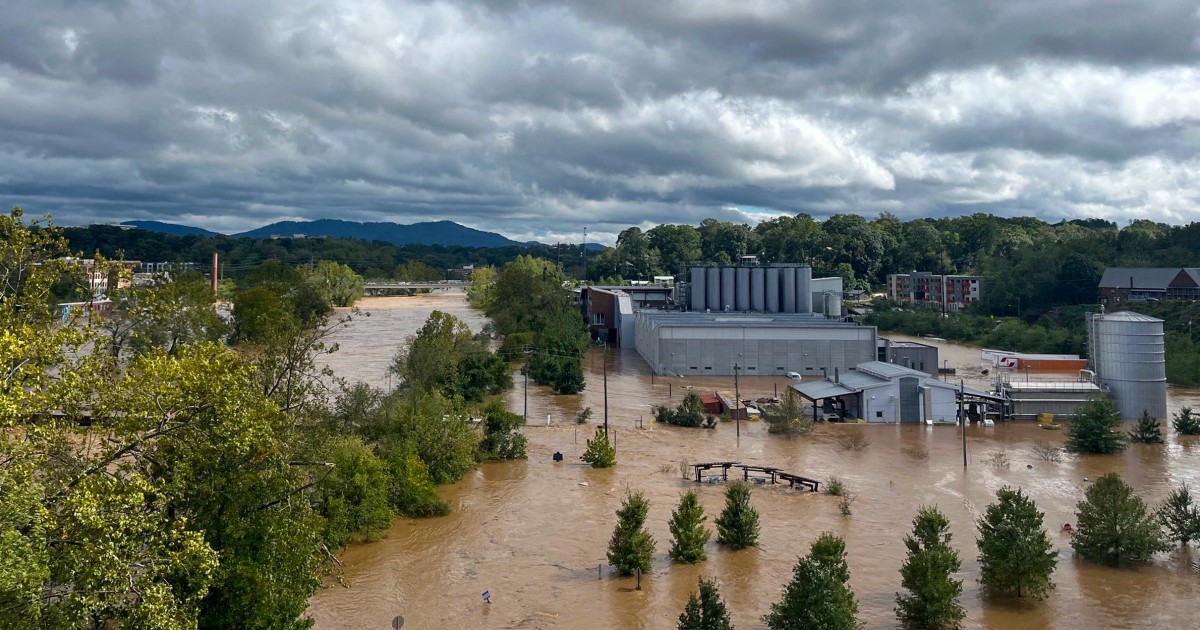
(1089, 311, 1167, 420)
(735, 267, 751, 311)
(690, 267, 706, 311)
(823, 291, 842, 319)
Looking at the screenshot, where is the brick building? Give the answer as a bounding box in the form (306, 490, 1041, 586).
(886, 272, 982, 312)
(1097, 268, 1200, 303)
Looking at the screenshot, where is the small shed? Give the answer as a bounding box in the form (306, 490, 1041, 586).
(698, 393, 722, 415)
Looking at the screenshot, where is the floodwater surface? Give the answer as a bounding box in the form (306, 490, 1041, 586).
(307, 295, 1200, 629)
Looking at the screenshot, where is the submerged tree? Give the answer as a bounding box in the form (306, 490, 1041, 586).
(977, 487, 1057, 598)
(581, 427, 616, 468)
(1172, 407, 1200, 436)
(1072, 473, 1169, 564)
(1128, 411, 1164, 444)
(764, 533, 859, 630)
(764, 388, 814, 437)
(608, 491, 655, 576)
(678, 577, 735, 630)
(895, 506, 964, 630)
(669, 491, 712, 564)
(478, 399, 527, 460)
(1065, 396, 1126, 454)
(1156, 484, 1200, 547)
(716, 482, 760, 550)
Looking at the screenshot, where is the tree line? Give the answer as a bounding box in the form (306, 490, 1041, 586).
(0, 208, 525, 629)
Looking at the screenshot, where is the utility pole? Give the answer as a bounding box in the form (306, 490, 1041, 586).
(523, 345, 532, 422)
(603, 344, 609, 439)
(582, 227, 588, 282)
(733, 362, 741, 439)
(960, 379, 967, 468)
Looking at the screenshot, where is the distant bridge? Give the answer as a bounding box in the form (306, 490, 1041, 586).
(363, 280, 468, 295)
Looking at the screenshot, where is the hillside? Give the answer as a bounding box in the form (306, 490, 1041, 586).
(235, 219, 524, 248)
(121, 220, 219, 236)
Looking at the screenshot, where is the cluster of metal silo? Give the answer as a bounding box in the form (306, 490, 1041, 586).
(688, 264, 815, 314)
(1088, 311, 1167, 420)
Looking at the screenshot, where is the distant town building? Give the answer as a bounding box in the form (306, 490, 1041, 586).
(139, 262, 199, 274)
(1097, 267, 1200, 302)
(59, 258, 140, 296)
(886, 272, 982, 312)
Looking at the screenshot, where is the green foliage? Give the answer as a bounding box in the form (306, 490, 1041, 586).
(1172, 407, 1200, 435)
(1072, 473, 1169, 564)
(895, 506, 964, 630)
(465, 265, 497, 310)
(716, 482, 760, 550)
(581, 427, 616, 468)
(607, 491, 655, 576)
(764, 533, 860, 630)
(669, 491, 711, 564)
(1156, 484, 1200, 547)
(1128, 411, 1164, 444)
(380, 439, 450, 518)
(976, 487, 1057, 599)
(394, 259, 443, 282)
(104, 273, 230, 358)
(478, 399, 528, 460)
(315, 436, 394, 548)
(654, 390, 707, 427)
(678, 577, 734, 630)
(1065, 397, 1127, 454)
(764, 389, 813, 436)
(575, 407, 593, 424)
(308, 260, 365, 307)
(497, 330, 534, 360)
(528, 308, 588, 394)
(391, 311, 510, 402)
(384, 392, 480, 484)
(825, 477, 847, 497)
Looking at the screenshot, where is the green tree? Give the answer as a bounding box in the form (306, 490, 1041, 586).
(654, 390, 706, 427)
(384, 392, 479, 485)
(669, 491, 711, 564)
(976, 487, 1057, 598)
(478, 399, 527, 460)
(763, 533, 859, 630)
(1172, 407, 1200, 435)
(1072, 473, 1169, 564)
(895, 506, 964, 630)
(716, 482, 760, 550)
(392, 310, 476, 394)
(1065, 397, 1127, 454)
(380, 439, 450, 517)
(465, 265, 497, 310)
(678, 577, 734, 630)
(647, 224, 702, 271)
(528, 308, 588, 394)
(394, 259, 443, 282)
(764, 389, 813, 437)
(581, 427, 616, 468)
(315, 436, 394, 548)
(1129, 410, 1164, 444)
(308, 259, 364, 307)
(1156, 484, 1200, 547)
(607, 491, 655, 575)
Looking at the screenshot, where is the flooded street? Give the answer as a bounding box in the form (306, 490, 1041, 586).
(307, 295, 1200, 629)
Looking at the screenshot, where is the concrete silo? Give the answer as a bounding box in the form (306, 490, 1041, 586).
(765, 268, 780, 312)
(750, 267, 766, 311)
(690, 267, 706, 311)
(705, 267, 721, 312)
(782, 267, 797, 313)
(796, 266, 813, 314)
(735, 267, 750, 311)
(1088, 311, 1167, 420)
(720, 267, 735, 311)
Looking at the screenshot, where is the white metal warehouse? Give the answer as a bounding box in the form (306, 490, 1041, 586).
(634, 311, 877, 377)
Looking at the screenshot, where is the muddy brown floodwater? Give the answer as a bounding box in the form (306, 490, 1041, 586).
(307, 295, 1200, 629)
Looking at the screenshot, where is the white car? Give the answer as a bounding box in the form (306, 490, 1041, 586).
(786, 371, 802, 380)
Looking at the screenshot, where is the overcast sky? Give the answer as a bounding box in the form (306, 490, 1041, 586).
(2, 0, 1198, 243)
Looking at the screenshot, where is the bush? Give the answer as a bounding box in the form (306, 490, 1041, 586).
(1172, 407, 1200, 435)
(316, 436, 395, 548)
(764, 389, 814, 437)
(581, 427, 616, 468)
(669, 491, 711, 564)
(1128, 411, 1164, 444)
(656, 391, 707, 428)
(903, 445, 929, 460)
(1065, 397, 1126, 454)
(1031, 441, 1063, 462)
(824, 476, 847, 497)
(986, 451, 1012, 469)
(716, 482, 760, 550)
(1072, 472, 1168, 564)
(838, 494, 856, 517)
(895, 506, 964, 630)
(608, 491, 655, 575)
(836, 429, 871, 452)
(977, 487, 1057, 599)
(380, 440, 450, 518)
(575, 407, 593, 424)
(478, 399, 527, 460)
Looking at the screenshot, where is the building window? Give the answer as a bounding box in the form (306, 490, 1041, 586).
(876, 411, 883, 418)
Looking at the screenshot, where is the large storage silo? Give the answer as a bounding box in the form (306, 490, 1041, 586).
(750, 267, 766, 311)
(1089, 311, 1167, 420)
(823, 291, 842, 319)
(765, 268, 780, 312)
(706, 267, 721, 311)
(720, 267, 735, 311)
(782, 267, 797, 313)
(690, 267, 706, 311)
(735, 267, 750, 311)
(796, 266, 813, 314)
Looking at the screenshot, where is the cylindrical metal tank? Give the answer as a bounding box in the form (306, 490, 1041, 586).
(690, 267, 705, 311)
(720, 267, 735, 311)
(823, 291, 842, 319)
(796, 266, 813, 314)
(705, 267, 721, 312)
(782, 267, 797, 313)
(1090, 311, 1167, 420)
(750, 267, 766, 311)
(735, 267, 750, 311)
(765, 268, 780, 312)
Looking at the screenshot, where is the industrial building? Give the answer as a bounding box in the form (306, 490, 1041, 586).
(579, 284, 675, 347)
(685, 263, 843, 318)
(1097, 267, 1200, 302)
(877, 338, 939, 376)
(886, 272, 982, 312)
(634, 311, 876, 376)
(791, 361, 998, 424)
(1088, 310, 1167, 420)
(995, 375, 1106, 420)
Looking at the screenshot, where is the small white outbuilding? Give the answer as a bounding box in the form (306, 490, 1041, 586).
(791, 361, 987, 424)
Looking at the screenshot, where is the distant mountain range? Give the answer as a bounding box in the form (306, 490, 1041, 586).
(121, 218, 528, 248)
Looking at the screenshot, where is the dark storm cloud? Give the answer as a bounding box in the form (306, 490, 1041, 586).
(0, 0, 1198, 242)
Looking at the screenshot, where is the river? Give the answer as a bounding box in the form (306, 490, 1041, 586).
(307, 295, 1200, 629)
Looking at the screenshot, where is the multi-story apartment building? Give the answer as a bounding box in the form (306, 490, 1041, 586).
(886, 271, 983, 312)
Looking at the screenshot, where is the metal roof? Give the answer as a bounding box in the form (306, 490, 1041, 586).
(1094, 310, 1163, 323)
(791, 380, 857, 400)
(637, 311, 867, 329)
(837, 370, 890, 389)
(857, 361, 928, 379)
(1098, 268, 1199, 290)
